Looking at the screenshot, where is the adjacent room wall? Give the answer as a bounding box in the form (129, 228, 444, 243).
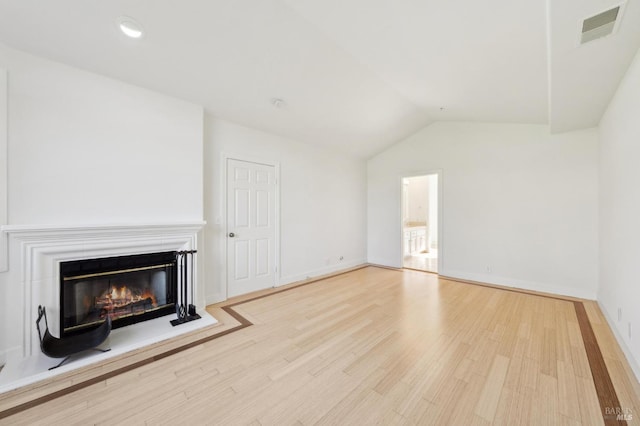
(405, 176, 429, 223)
(0, 44, 204, 360)
(368, 122, 599, 299)
(203, 115, 367, 303)
(599, 48, 640, 380)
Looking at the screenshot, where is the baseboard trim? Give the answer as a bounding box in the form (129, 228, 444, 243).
(278, 259, 367, 287)
(438, 274, 586, 302)
(439, 269, 597, 300)
(598, 300, 640, 383)
(204, 261, 368, 306)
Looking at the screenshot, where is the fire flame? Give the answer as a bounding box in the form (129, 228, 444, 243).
(99, 285, 158, 309)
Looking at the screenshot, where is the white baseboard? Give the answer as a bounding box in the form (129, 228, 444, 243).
(597, 301, 640, 384)
(366, 257, 400, 269)
(439, 269, 597, 300)
(278, 259, 367, 287)
(204, 260, 367, 305)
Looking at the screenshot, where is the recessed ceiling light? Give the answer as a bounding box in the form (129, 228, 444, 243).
(116, 16, 144, 39)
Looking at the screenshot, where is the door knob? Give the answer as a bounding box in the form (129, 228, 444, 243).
(228, 232, 235, 237)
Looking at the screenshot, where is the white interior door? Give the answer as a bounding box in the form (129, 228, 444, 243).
(227, 159, 276, 297)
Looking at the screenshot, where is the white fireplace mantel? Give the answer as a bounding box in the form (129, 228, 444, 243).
(2, 221, 206, 358)
(2, 221, 206, 238)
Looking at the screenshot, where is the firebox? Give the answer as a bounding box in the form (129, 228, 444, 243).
(59, 252, 177, 337)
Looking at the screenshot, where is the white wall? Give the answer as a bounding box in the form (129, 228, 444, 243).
(599, 48, 640, 380)
(368, 122, 599, 299)
(203, 116, 367, 303)
(0, 44, 203, 225)
(0, 44, 204, 360)
(405, 176, 429, 223)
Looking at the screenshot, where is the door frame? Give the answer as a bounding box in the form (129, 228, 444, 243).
(222, 152, 281, 300)
(399, 170, 443, 274)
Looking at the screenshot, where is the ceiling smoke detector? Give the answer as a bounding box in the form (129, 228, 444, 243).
(580, 5, 623, 44)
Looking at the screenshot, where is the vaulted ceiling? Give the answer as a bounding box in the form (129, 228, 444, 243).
(0, 0, 639, 158)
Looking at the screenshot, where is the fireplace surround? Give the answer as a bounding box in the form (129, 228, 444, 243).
(0, 222, 222, 393)
(1, 222, 205, 360)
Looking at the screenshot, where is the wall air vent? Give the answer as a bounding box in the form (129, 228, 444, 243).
(580, 6, 621, 44)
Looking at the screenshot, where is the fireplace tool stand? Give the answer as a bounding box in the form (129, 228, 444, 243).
(171, 250, 201, 326)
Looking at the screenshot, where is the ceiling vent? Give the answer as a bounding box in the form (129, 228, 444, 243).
(580, 6, 622, 44)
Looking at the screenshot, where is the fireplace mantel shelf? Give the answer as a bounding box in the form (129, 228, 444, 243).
(2, 221, 206, 236)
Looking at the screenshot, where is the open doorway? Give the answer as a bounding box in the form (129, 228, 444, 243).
(402, 174, 439, 273)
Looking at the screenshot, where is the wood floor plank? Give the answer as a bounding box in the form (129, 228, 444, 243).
(557, 359, 583, 422)
(474, 354, 511, 422)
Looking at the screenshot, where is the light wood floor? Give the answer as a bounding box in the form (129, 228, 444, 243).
(1, 266, 639, 425)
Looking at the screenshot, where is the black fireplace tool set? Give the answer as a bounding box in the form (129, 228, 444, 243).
(170, 250, 201, 326)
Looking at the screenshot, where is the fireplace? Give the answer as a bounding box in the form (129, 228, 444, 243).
(59, 252, 177, 337)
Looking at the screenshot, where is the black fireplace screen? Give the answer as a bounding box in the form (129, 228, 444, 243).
(59, 252, 177, 337)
